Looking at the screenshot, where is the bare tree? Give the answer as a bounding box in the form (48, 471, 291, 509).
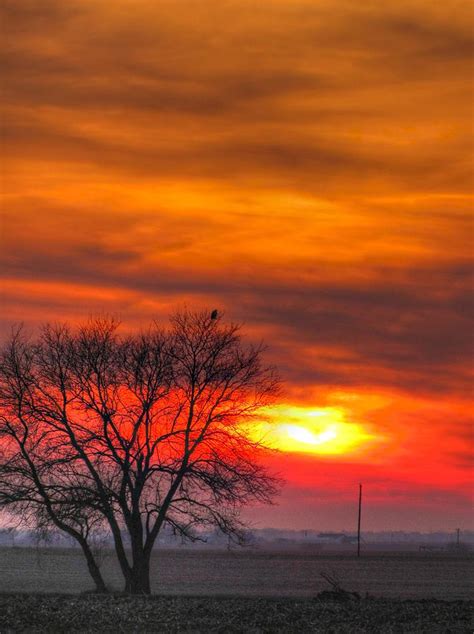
(0, 310, 280, 594)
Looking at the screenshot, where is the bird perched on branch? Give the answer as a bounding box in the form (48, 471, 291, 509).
(210, 309, 218, 320)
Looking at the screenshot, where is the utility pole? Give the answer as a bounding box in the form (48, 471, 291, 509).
(456, 528, 460, 548)
(357, 483, 362, 557)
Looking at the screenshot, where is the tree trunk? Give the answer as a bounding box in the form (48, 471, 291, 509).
(124, 552, 151, 594)
(79, 539, 108, 593)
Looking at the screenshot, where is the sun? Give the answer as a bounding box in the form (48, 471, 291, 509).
(285, 424, 338, 446)
(251, 405, 375, 456)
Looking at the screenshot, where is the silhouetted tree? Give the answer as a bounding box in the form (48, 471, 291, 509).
(0, 310, 280, 594)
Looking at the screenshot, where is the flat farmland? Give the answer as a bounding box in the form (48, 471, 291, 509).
(0, 547, 472, 599)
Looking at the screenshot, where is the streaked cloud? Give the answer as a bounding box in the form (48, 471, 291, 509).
(1, 0, 472, 528)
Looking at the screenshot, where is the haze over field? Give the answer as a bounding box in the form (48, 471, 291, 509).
(1, 0, 473, 531)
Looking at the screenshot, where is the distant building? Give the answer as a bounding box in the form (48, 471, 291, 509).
(317, 532, 358, 544)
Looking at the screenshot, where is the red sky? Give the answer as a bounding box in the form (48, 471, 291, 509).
(1, 0, 473, 531)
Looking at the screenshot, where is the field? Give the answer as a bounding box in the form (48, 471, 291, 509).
(0, 547, 472, 632)
(0, 546, 472, 599)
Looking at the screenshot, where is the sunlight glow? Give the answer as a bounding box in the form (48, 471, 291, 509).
(252, 405, 376, 456)
(285, 424, 338, 445)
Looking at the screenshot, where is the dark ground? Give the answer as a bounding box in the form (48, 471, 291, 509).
(0, 594, 472, 633)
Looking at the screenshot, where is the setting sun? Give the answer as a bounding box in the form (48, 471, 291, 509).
(285, 424, 337, 446)
(252, 405, 377, 456)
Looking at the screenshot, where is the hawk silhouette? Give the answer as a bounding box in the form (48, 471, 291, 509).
(210, 309, 218, 320)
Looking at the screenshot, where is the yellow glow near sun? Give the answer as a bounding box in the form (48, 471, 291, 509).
(252, 405, 374, 456)
(285, 424, 338, 445)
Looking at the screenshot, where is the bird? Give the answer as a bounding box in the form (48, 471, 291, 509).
(210, 309, 218, 320)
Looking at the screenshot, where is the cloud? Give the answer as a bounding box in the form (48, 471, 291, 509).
(1, 0, 472, 528)
(1, 0, 472, 196)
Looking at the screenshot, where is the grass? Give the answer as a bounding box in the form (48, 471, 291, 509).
(0, 593, 472, 633)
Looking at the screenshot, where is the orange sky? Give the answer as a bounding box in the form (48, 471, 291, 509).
(1, 0, 473, 530)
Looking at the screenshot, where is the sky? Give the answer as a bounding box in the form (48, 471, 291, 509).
(1, 0, 473, 532)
